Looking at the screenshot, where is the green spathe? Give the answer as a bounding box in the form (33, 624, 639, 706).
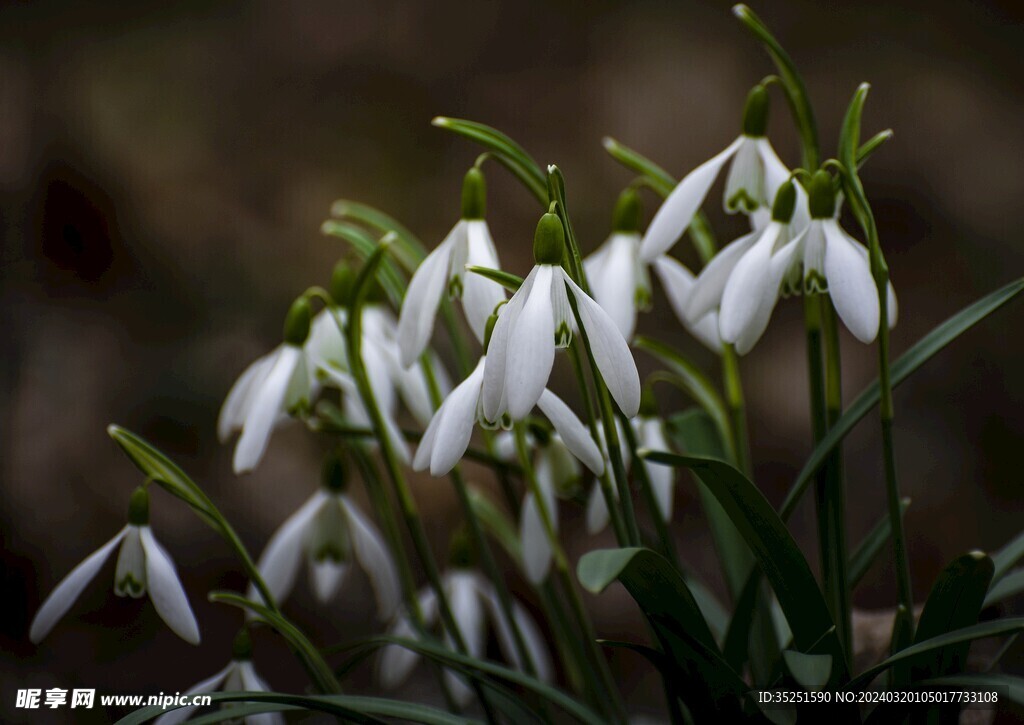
(283, 296, 312, 346)
(461, 167, 487, 220)
(533, 213, 566, 265)
(771, 180, 797, 223)
(742, 84, 770, 137)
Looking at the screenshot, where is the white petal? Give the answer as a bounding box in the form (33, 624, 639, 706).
(536, 390, 603, 475)
(683, 230, 760, 321)
(140, 527, 200, 645)
(152, 664, 233, 725)
(639, 418, 675, 521)
(305, 308, 348, 375)
(723, 136, 765, 213)
(718, 224, 789, 354)
(462, 221, 507, 342)
(652, 256, 723, 353)
(586, 483, 611, 534)
(482, 267, 537, 421)
(640, 137, 743, 262)
(473, 577, 552, 681)
(504, 266, 555, 420)
(823, 220, 880, 343)
(362, 334, 399, 416)
(444, 572, 484, 706)
(218, 354, 274, 443)
(397, 228, 457, 368)
(413, 407, 442, 472)
(308, 560, 349, 603)
(585, 234, 640, 340)
(511, 603, 553, 682)
(249, 491, 326, 606)
(233, 345, 301, 474)
(239, 662, 286, 725)
(114, 526, 146, 598)
(344, 498, 401, 620)
(378, 588, 438, 689)
(563, 271, 641, 417)
(30, 527, 128, 644)
(520, 492, 554, 584)
(848, 235, 898, 329)
(427, 359, 485, 476)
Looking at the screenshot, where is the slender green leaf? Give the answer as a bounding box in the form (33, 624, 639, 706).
(602, 137, 674, 197)
(911, 552, 994, 684)
(985, 568, 1024, 608)
(991, 529, 1024, 584)
(431, 117, 547, 204)
(782, 650, 832, 692)
(320, 220, 407, 306)
(329, 200, 426, 269)
(465, 265, 523, 292)
(641, 451, 847, 682)
(849, 498, 911, 588)
(782, 278, 1024, 521)
(848, 618, 1024, 691)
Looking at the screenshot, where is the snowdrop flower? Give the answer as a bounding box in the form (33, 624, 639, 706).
(154, 630, 281, 725)
(30, 488, 200, 645)
(219, 297, 313, 474)
(482, 212, 640, 422)
(248, 457, 399, 618)
(640, 85, 800, 264)
(790, 171, 898, 343)
(688, 180, 802, 354)
(514, 401, 604, 583)
(378, 540, 552, 706)
(397, 167, 506, 367)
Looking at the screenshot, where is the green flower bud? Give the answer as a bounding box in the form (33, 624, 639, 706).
(283, 296, 312, 346)
(533, 213, 566, 265)
(321, 453, 348, 493)
(771, 180, 797, 223)
(128, 486, 149, 526)
(611, 188, 643, 234)
(231, 628, 253, 661)
(742, 85, 770, 137)
(448, 527, 477, 568)
(330, 261, 356, 306)
(461, 167, 487, 220)
(808, 170, 836, 219)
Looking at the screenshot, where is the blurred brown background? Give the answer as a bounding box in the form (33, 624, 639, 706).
(3, 0, 1024, 721)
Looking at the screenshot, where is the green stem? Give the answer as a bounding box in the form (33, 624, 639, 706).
(720, 343, 751, 478)
(820, 297, 852, 661)
(513, 424, 628, 724)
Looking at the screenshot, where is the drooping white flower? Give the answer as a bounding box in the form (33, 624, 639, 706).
(397, 167, 506, 368)
(30, 488, 200, 646)
(378, 567, 552, 706)
(154, 631, 281, 725)
(649, 255, 723, 352)
(639, 85, 801, 264)
(247, 463, 399, 619)
(219, 297, 313, 474)
(482, 213, 640, 422)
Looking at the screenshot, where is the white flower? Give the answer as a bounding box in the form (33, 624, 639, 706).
(378, 568, 552, 706)
(584, 231, 650, 342)
(649, 255, 723, 352)
(639, 86, 799, 264)
(248, 485, 399, 619)
(397, 168, 506, 368)
(30, 489, 200, 645)
(482, 215, 640, 422)
(219, 298, 313, 474)
(154, 635, 280, 725)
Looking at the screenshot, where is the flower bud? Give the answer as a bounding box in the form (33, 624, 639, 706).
(231, 628, 253, 661)
(742, 85, 770, 137)
(533, 213, 566, 265)
(330, 261, 356, 306)
(808, 170, 836, 219)
(461, 167, 487, 220)
(321, 453, 348, 493)
(611, 188, 643, 234)
(771, 180, 797, 223)
(128, 486, 149, 526)
(283, 296, 312, 346)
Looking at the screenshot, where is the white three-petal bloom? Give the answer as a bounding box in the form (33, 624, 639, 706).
(248, 489, 399, 619)
(397, 217, 506, 368)
(30, 524, 200, 645)
(154, 658, 281, 725)
(378, 569, 552, 706)
(482, 263, 640, 421)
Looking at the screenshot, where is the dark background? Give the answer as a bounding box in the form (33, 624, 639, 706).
(3, 0, 1024, 721)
